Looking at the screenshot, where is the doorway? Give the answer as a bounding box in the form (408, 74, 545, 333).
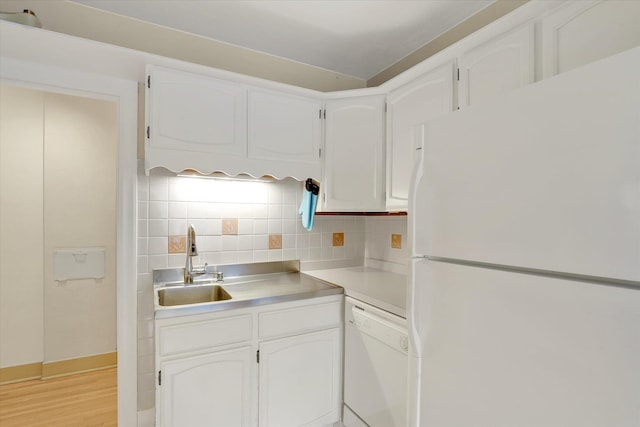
(0, 56, 139, 425)
(0, 84, 117, 380)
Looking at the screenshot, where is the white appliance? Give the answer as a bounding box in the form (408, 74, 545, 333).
(344, 296, 408, 427)
(409, 47, 640, 426)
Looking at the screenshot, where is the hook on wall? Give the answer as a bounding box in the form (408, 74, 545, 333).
(305, 178, 319, 195)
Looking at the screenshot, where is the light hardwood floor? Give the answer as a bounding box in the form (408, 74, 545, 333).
(0, 367, 117, 427)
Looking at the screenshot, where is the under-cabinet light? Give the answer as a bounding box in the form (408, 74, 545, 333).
(176, 170, 274, 183)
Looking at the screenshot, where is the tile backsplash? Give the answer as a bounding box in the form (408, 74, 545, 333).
(364, 216, 408, 267)
(137, 167, 366, 272)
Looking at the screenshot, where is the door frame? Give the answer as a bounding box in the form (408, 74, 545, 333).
(1, 57, 138, 426)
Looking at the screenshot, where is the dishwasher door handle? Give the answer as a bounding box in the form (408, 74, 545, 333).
(351, 307, 409, 354)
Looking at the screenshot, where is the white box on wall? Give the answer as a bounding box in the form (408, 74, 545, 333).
(53, 247, 106, 281)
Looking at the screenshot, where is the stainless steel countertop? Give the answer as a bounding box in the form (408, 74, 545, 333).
(154, 267, 343, 319)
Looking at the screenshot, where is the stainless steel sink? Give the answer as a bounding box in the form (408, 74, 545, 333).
(158, 285, 232, 306)
(153, 262, 344, 318)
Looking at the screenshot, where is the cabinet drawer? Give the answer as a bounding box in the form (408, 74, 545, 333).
(158, 314, 252, 357)
(259, 301, 341, 339)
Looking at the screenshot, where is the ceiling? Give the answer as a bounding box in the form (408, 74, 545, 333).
(69, 0, 494, 80)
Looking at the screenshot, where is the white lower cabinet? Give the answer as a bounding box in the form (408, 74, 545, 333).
(155, 295, 343, 427)
(158, 346, 254, 427)
(259, 328, 342, 427)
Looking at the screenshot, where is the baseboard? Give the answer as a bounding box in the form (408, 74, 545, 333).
(42, 352, 118, 379)
(0, 362, 42, 384)
(0, 352, 117, 384)
(138, 408, 155, 427)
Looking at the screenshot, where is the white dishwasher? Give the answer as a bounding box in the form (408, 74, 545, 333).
(343, 296, 408, 427)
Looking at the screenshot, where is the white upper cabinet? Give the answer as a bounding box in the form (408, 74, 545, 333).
(323, 95, 386, 212)
(248, 89, 322, 180)
(145, 65, 322, 179)
(458, 23, 534, 108)
(541, 0, 640, 78)
(146, 66, 247, 172)
(386, 62, 455, 211)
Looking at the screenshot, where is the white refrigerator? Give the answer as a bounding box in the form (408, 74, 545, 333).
(408, 47, 640, 426)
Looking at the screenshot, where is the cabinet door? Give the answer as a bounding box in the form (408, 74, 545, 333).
(458, 24, 534, 108)
(386, 62, 455, 211)
(158, 346, 254, 427)
(259, 328, 341, 427)
(541, 0, 640, 78)
(147, 66, 247, 155)
(324, 95, 385, 211)
(248, 89, 322, 180)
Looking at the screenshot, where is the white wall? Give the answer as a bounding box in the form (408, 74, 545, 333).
(0, 84, 117, 368)
(0, 85, 44, 368)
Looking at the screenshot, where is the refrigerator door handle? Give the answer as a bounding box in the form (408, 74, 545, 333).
(408, 265, 422, 358)
(407, 119, 425, 359)
(407, 260, 424, 427)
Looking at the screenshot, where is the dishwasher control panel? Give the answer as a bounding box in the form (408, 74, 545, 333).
(346, 297, 408, 354)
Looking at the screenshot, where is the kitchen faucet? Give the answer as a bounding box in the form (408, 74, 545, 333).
(184, 224, 206, 284)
